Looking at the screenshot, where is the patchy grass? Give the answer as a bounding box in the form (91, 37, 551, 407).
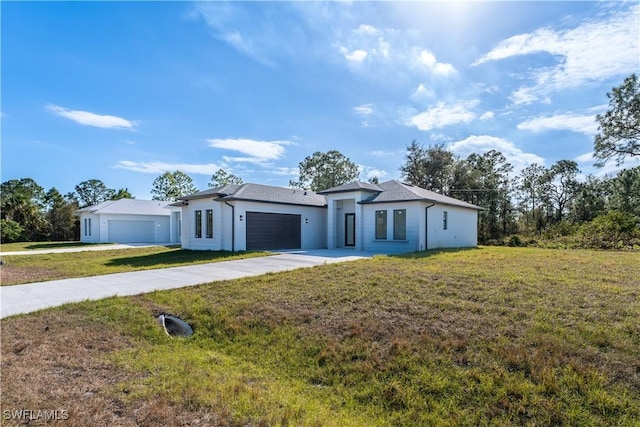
(1, 247, 639, 426)
(0, 247, 267, 286)
(0, 241, 114, 252)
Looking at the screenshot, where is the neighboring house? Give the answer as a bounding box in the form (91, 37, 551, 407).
(77, 199, 180, 244)
(175, 180, 482, 253)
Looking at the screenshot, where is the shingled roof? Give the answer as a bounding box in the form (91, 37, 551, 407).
(360, 180, 483, 210)
(317, 181, 383, 194)
(76, 199, 172, 215)
(180, 183, 327, 207)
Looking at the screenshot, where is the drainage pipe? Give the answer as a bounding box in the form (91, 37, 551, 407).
(225, 201, 235, 252)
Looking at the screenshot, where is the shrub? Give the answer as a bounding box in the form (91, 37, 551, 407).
(577, 211, 640, 249)
(1, 219, 24, 243)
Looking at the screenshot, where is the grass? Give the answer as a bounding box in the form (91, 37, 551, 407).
(0, 246, 268, 286)
(0, 241, 114, 252)
(1, 247, 639, 426)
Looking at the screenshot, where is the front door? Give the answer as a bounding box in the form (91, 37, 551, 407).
(345, 213, 355, 247)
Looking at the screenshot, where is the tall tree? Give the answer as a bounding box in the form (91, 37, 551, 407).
(150, 170, 198, 201)
(547, 160, 580, 222)
(593, 73, 640, 167)
(209, 169, 243, 187)
(289, 150, 359, 191)
(400, 141, 457, 194)
(464, 150, 514, 241)
(608, 166, 640, 216)
(75, 179, 116, 207)
(515, 163, 551, 230)
(45, 187, 78, 241)
(570, 175, 607, 223)
(0, 178, 48, 241)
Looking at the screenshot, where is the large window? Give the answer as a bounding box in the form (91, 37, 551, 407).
(443, 211, 448, 230)
(375, 210, 387, 239)
(393, 209, 406, 240)
(206, 209, 213, 238)
(195, 210, 202, 238)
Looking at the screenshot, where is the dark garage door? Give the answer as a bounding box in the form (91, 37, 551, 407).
(246, 212, 301, 250)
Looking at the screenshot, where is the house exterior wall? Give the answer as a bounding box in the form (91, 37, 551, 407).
(426, 204, 478, 249)
(336, 200, 478, 253)
(360, 202, 425, 253)
(232, 201, 327, 252)
(79, 213, 100, 243)
(79, 213, 169, 243)
(181, 200, 326, 251)
(325, 190, 372, 250)
(181, 198, 224, 250)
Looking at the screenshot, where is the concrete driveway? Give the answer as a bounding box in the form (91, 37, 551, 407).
(0, 250, 375, 319)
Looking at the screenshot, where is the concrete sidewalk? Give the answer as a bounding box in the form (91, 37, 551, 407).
(0, 251, 373, 318)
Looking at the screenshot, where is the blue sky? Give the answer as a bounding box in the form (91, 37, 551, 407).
(2, 1, 639, 199)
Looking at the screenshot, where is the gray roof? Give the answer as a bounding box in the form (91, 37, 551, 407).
(180, 183, 327, 207)
(76, 199, 172, 216)
(317, 181, 383, 194)
(361, 180, 483, 210)
(222, 183, 326, 207)
(177, 184, 242, 201)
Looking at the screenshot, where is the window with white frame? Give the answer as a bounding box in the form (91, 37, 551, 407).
(443, 211, 448, 230)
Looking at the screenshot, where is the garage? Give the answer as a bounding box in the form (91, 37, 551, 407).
(246, 212, 301, 250)
(108, 220, 155, 243)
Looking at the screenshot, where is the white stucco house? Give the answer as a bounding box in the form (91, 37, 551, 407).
(174, 180, 482, 253)
(77, 199, 180, 244)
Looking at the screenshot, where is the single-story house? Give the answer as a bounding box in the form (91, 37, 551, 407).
(174, 180, 482, 253)
(77, 199, 180, 244)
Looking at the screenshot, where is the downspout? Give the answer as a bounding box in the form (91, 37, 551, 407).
(224, 201, 235, 252)
(425, 203, 435, 251)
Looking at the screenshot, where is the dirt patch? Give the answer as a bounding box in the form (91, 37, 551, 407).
(0, 310, 230, 426)
(0, 265, 65, 286)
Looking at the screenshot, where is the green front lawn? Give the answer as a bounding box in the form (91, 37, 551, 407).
(2, 246, 638, 425)
(0, 246, 268, 286)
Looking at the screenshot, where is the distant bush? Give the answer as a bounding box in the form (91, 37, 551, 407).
(1, 219, 24, 243)
(576, 211, 640, 250)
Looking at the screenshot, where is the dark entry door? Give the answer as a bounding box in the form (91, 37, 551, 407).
(345, 213, 355, 247)
(246, 212, 301, 250)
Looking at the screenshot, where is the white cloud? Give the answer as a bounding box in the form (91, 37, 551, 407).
(115, 161, 218, 175)
(574, 152, 594, 163)
(479, 111, 495, 121)
(410, 83, 434, 104)
(405, 100, 478, 131)
(344, 48, 368, 63)
(272, 166, 299, 176)
(517, 113, 598, 136)
(448, 135, 545, 173)
(353, 104, 374, 116)
(475, 5, 639, 103)
(207, 138, 293, 161)
(46, 104, 135, 129)
(365, 168, 388, 180)
(368, 150, 397, 157)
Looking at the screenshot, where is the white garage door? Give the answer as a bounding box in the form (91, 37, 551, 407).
(108, 220, 155, 243)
